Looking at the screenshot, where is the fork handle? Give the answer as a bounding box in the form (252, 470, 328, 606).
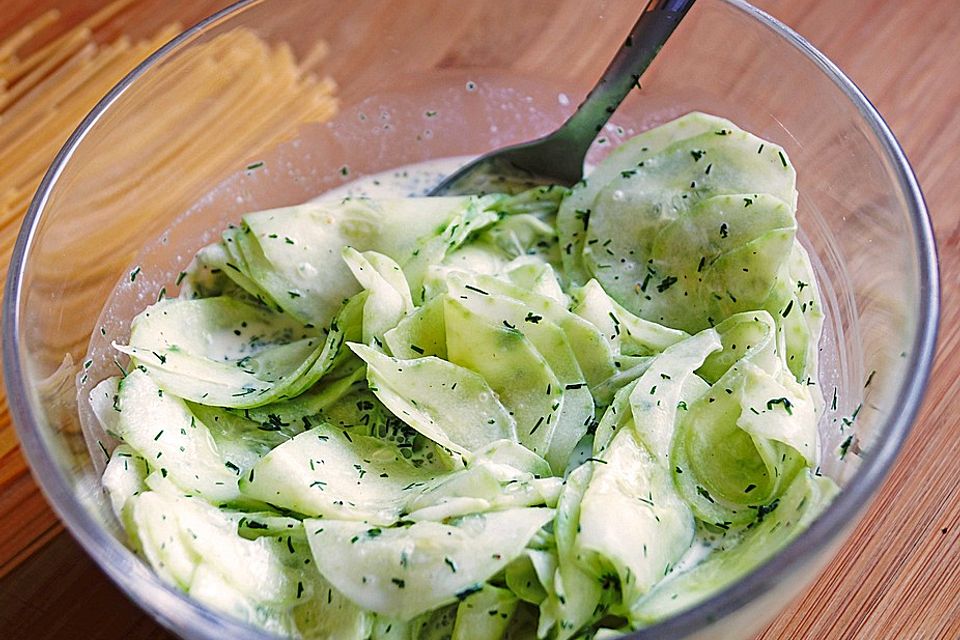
(554, 0, 698, 155)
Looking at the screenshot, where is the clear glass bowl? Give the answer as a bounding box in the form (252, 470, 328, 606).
(3, 0, 938, 638)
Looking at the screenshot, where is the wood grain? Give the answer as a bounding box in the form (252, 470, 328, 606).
(0, 1, 958, 638)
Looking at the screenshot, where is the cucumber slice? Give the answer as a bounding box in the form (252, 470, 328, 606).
(452, 584, 519, 640)
(368, 606, 462, 640)
(699, 228, 797, 324)
(571, 279, 688, 356)
(343, 247, 414, 347)
(123, 484, 325, 635)
(592, 379, 638, 456)
(623, 329, 721, 463)
(671, 360, 813, 527)
(180, 235, 276, 305)
(304, 508, 553, 620)
(102, 444, 149, 520)
(168, 482, 298, 604)
(186, 403, 289, 475)
(293, 569, 374, 640)
(776, 242, 824, 383)
(89, 375, 121, 439)
(443, 296, 563, 460)
(440, 271, 618, 390)
(505, 549, 553, 605)
(545, 463, 608, 640)
(480, 213, 558, 262)
(240, 424, 431, 524)
(221, 226, 284, 308)
(416, 605, 461, 640)
(350, 343, 517, 456)
(401, 196, 505, 303)
(406, 458, 562, 522)
(188, 564, 297, 636)
(580, 128, 796, 332)
(697, 311, 779, 384)
(576, 429, 695, 608)
(235, 197, 480, 323)
(630, 471, 838, 624)
(735, 362, 818, 466)
(129, 490, 197, 589)
(233, 363, 367, 432)
(223, 512, 375, 640)
(558, 112, 738, 284)
(589, 356, 654, 409)
(384, 295, 447, 359)
(486, 184, 568, 219)
(114, 369, 242, 504)
(502, 259, 567, 305)
(651, 193, 795, 265)
(445, 278, 593, 472)
(116, 293, 363, 408)
(478, 439, 552, 478)
(424, 243, 514, 301)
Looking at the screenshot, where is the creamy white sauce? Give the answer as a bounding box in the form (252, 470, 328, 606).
(316, 156, 597, 201)
(315, 156, 473, 201)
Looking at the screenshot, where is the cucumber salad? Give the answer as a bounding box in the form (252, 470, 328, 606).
(92, 112, 838, 639)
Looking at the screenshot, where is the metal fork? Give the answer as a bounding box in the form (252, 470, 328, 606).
(428, 0, 697, 196)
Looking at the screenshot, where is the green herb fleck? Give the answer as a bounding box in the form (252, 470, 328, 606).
(766, 397, 793, 415)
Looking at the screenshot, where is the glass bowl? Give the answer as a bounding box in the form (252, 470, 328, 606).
(3, 0, 938, 638)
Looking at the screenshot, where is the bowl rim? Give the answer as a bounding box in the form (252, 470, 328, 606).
(2, 0, 940, 638)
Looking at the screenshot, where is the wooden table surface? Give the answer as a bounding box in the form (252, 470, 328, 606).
(0, 1, 958, 639)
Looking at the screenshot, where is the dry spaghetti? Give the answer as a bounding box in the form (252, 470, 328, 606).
(0, 0, 338, 547)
